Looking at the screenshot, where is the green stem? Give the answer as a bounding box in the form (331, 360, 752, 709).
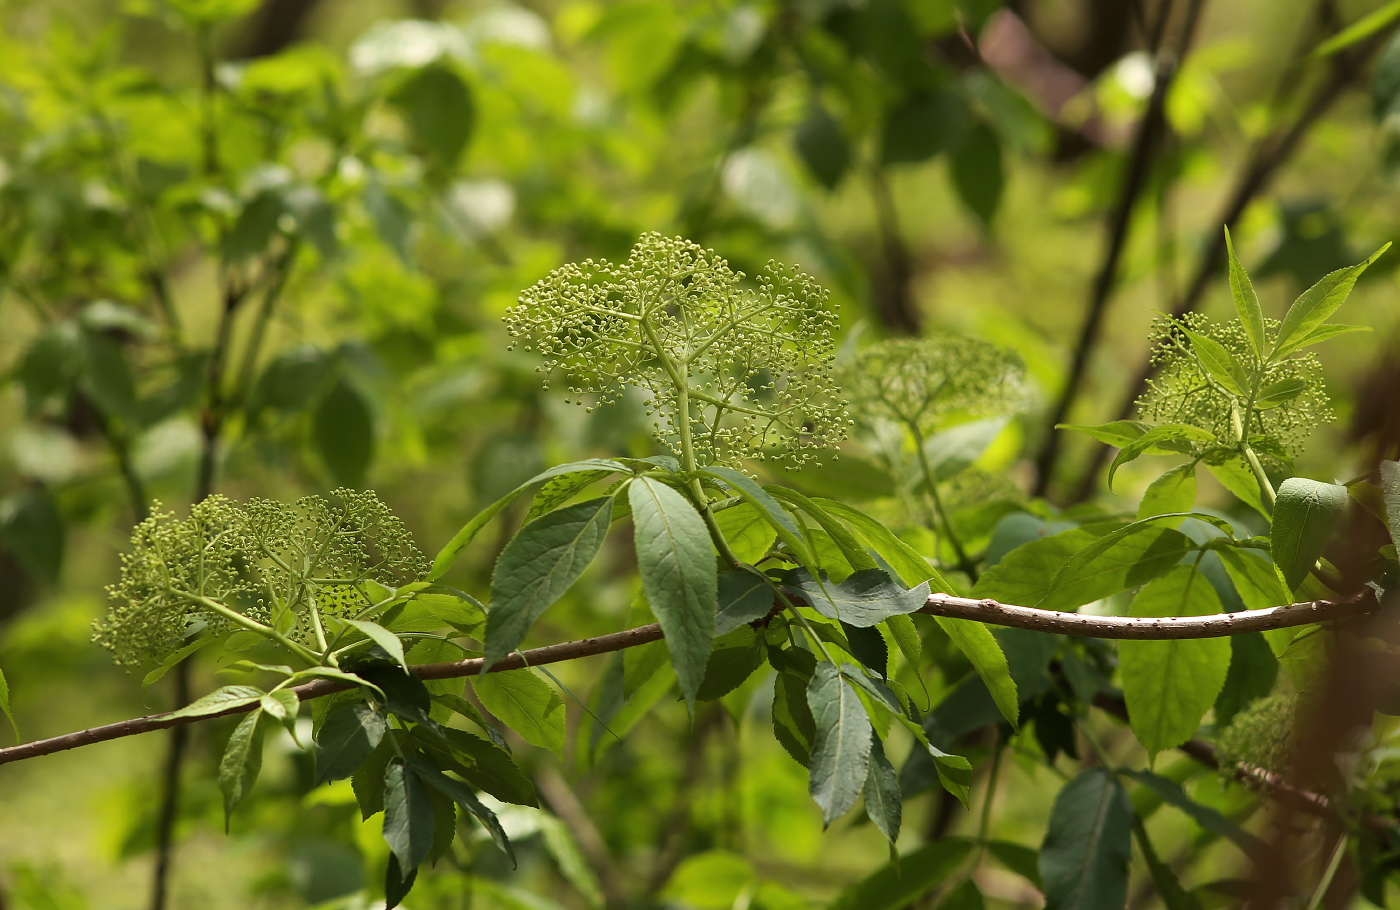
(773, 587, 835, 663)
(968, 730, 1004, 871)
(1304, 834, 1348, 910)
(1242, 444, 1277, 508)
(171, 589, 319, 666)
(909, 424, 978, 582)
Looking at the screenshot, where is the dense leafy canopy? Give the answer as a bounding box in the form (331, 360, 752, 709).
(2, 2, 1400, 910)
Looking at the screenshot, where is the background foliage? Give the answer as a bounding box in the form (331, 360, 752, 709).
(2, 0, 1400, 908)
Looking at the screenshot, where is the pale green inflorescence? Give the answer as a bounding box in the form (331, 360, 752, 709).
(1137, 314, 1332, 466)
(94, 489, 429, 668)
(841, 335, 1026, 436)
(1216, 692, 1297, 777)
(504, 233, 851, 470)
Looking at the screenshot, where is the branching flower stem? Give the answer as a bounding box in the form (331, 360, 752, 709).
(169, 589, 320, 666)
(909, 423, 978, 582)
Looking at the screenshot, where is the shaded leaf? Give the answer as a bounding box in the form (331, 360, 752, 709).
(383, 760, 434, 874)
(407, 756, 515, 864)
(807, 662, 873, 826)
(392, 65, 474, 168)
(313, 378, 374, 488)
(862, 737, 902, 844)
(950, 122, 1003, 227)
(1039, 768, 1133, 910)
(715, 570, 774, 635)
(473, 669, 566, 757)
(1119, 567, 1230, 757)
(484, 496, 614, 668)
(1271, 477, 1347, 591)
(219, 709, 266, 829)
(629, 477, 717, 709)
(315, 702, 387, 785)
(783, 567, 928, 628)
(934, 616, 1018, 729)
(794, 102, 850, 189)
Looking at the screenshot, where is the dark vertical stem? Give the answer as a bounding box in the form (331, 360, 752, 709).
(1032, 0, 1204, 498)
(868, 169, 921, 335)
(1068, 25, 1397, 502)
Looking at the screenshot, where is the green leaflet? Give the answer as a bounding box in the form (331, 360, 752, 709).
(1271, 477, 1347, 592)
(1255, 378, 1308, 410)
(314, 702, 387, 785)
(165, 685, 264, 720)
(715, 570, 774, 636)
(773, 666, 816, 767)
(1120, 770, 1267, 860)
(0, 666, 16, 741)
(886, 613, 922, 669)
(1108, 424, 1216, 490)
(783, 567, 928, 628)
(1224, 227, 1265, 358)
(219, 709, 266, 830)
(1273, 243, 1389, 357)
(343, 619, 408, 670)
(384, 854, 417, 910)
(862, 737, 901, 845)
(826, 839, 973, 910)
(483, 495, 614, 668)
(808, 497, 955, 592)
(1041, 518, 1207, 609)
(977, 522, 1195, 611)
(1181, 326, 1249, 397)
(1378, 460, 1399, 552)
(696, 627, 765, 702)
(407, 756, 514, 864)
(1058, 420, 1151, 449)
(711, 500, 775, 564)
(1273, 322, 1370, 356)
(701, 466, 812, 566)
(1039, 768, 1133, 910)
(383, 759, 435, 875)
(1138, 464, 1197, 520)
(934, 616, 1018, 729)
(472, 669, 566, 757)
(430, 459, 629, 580)
(1205, 457, 1270, 519)
(806, 661, 873, 826)
(767, 486, 878, 572)
(416, 727, 537, 807)
(628, 477, 718, 709)
(1215, 547, 1289, 610)
(1118, 567, 1231, 757)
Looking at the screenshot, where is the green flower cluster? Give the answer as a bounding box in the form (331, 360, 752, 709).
(1217, 692, 1298, 777)
(94, 490, 428, 668)
(504, 233, 850, 469)
(841, 335, 1026, 435)
(1137, 314, 1332, 465)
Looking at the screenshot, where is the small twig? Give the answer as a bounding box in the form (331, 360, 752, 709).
(0, 592, 1378, 768)
(534, 767, 628, 907)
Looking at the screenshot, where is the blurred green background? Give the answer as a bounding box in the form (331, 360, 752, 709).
(1, 0, 1399, 907)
